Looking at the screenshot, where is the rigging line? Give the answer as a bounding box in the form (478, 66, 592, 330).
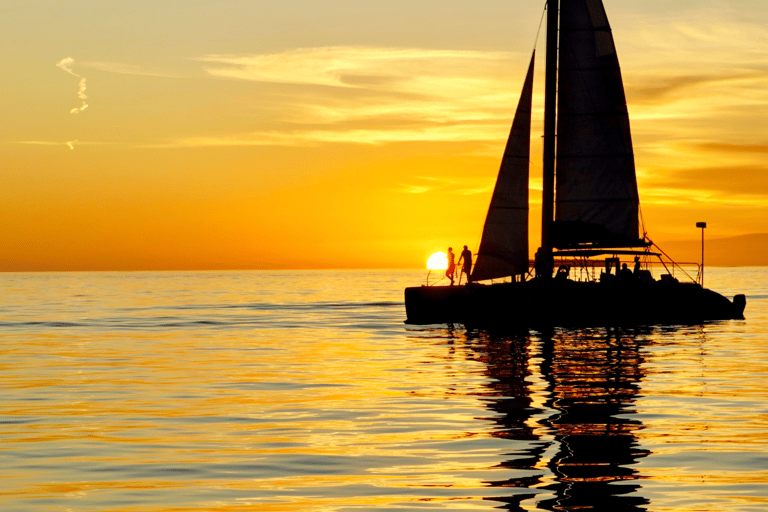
(428, 272, 449, 287)
(651, 242, 696, 284)
(527, 6, 547, 174)
(535, 3, 548, 51)
(476, 7, 544, 271)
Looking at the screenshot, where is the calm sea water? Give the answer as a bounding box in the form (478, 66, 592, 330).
(1, 268, 767, 511)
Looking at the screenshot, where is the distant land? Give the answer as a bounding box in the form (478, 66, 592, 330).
(655, 233, 768, 267)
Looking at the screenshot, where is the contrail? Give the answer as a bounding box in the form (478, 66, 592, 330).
(56, 57, 88, 114)
(66, 140, 78, 150)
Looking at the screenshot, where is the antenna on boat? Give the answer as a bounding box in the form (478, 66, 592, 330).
(696, 222, 707, 287)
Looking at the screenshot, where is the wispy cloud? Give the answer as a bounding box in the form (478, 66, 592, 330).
(181, 20, 768, 154)
(13, 140, 64, 146)
(13, 140, 99, 150)
(153, 123, 511, 148)
(78, 60, 177, 77)
(397, 176, 494, 197)
(196, 47, 513, 89)
(160, 13, 768, 212)
(609, 8, 768, 211)
(56, 57, 88, 114)
(621, 7, 768, 118)
(174, 46, 527, 148)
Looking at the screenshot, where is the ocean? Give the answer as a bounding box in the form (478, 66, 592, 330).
(1, 268, 767, 511)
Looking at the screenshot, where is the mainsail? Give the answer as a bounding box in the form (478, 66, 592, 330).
(471, 54, 534, 282)
(553, 0, 644, 249)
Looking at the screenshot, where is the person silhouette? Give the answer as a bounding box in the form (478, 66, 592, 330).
(458, 245, 472, 284)
(446, 247, 456, 286)
(619, 263, 634, 281)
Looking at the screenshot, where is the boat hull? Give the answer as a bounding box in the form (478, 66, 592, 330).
(404, 279, 746, 327)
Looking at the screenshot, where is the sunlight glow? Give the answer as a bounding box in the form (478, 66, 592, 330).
(427, 252, 448, 270)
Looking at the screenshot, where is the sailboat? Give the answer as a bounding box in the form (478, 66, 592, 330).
(404, 0, 746, 326)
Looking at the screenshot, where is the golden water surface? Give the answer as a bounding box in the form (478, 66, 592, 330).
(1, 269, 767, 511)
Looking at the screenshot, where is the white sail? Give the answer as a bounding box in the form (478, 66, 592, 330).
(553, 0, 643, 249)
(471, 54, 534, 282)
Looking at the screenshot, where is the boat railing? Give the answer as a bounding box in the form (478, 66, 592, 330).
(423, 256, 702, 286)
(650, 242, 703, 285)
(541, 257, 702, 285)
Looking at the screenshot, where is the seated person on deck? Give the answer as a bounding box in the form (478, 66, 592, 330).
(619, 263, 634, 281)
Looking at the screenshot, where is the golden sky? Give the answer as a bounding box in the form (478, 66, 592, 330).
(3, 0, 768, 270)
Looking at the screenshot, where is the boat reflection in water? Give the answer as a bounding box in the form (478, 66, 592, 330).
(536, 329, 650, 510)
(448, 327, 650, 510)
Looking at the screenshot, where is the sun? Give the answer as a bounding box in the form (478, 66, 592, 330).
(426, 251, 448, 270)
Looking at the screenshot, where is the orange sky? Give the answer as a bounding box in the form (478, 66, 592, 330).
(3, 1, 768, 270)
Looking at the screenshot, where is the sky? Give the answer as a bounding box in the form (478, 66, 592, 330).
(3, 0, 768, 270)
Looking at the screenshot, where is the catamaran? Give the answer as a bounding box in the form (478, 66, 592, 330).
(405, 0, 746, 326)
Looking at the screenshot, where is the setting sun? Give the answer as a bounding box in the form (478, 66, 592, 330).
(427, 252, 448, 270)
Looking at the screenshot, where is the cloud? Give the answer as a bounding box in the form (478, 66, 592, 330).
(397, 176, 494, 197)
(78, 60, 177, 77)
(172, 47, 530, 148)
(55, 57, 76, 75)
(153, 122, 510, 148)
(163, 10, 768, 217)
(13, 140, 64, 146)
(56, 57, 88, 114)
(196, 47, 513, 89)
(605, 9, 768, 209)
(184, 23, 768, 152)
(648, 161, 768, 197)
(194, 47, 522, 132)
(620, 7, 768, 118)
(696, 142, 768, 156)
(12, 140, 100, 150)
(636, 137, 768, 209)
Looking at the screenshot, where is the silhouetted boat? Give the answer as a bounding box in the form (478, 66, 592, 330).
(405, 0, 746, 326)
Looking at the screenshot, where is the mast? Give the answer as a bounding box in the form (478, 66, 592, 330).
(540, 0, 558, 279)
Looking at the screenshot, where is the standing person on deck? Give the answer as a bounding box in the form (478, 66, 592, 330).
(446, 247, 456, 286)
(458, 245, 472, 284)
